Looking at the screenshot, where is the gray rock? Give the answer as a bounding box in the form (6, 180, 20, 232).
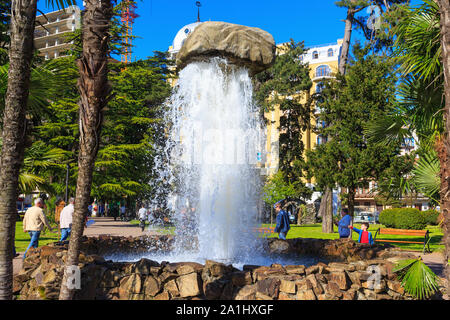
(176, 21, 276, 75)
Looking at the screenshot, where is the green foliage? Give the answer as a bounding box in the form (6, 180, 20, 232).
(393, 258, 440, 299)
(421, 209, 440, 226)
(262, 170, 311, 205)
(254, 40, 312, 195)
(307, 44, 400, 208)
(379, 208, 401, 228)
(379, 208, 427, 230)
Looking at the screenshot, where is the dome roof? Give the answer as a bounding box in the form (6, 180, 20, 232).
(169, 22, 203, 54)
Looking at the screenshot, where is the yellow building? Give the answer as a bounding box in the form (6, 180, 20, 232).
(263, 39, 343, 180)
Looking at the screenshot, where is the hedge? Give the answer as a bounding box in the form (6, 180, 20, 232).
(379, 208, 427, 230)
(421, 209, 440, 226)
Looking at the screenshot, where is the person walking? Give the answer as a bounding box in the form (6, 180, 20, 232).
(274, 202, 290, 240)
(59, 197, 74, 242)
(334, 208, 352, 239)
(22, 198, 55, 258)
(120, 203, 126, 221)
(138, 204, 147, 231)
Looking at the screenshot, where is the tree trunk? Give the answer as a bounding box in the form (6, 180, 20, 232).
(58, 0, 113, 300)
(437, 0, 450, 300)
(348, 187, 355, 217)
(339, 8, 355, 75)
(0, 0, 37, 300)
(321, 189, 334, 233)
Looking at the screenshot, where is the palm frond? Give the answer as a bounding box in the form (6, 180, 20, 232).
(413, 151, 440, 201)
(393, 258, 440, 300)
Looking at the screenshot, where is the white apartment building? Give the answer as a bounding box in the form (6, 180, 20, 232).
(34, 5, 81, 60)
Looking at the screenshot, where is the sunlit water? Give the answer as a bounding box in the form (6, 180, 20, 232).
(110, 57, 320, 268)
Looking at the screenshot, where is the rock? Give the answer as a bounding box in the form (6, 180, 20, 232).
(306, 274, 324, 295)
(387, 280, 405, 294)
(278, 292, 295, 300)
(42, 269, 58, 284)
(144, 275, 161, 297)
(119, 274, 142, 298)
(325, 281, 343, 299)
(297, 289, 317, 300)
(153, 291, 170, 300)
(159, 272, 178, 284)
(204, 260, 233, 278)
(296, 278, 313, 292)
(285, 265, 306, 275)
(234, 284, 257, 300)
(176, 21, 276, 75)
(342, 289, 357, 300)
(231, 271, 252, 287)
(330, 271, 351, 290)
(267, 239, 291, 254)
(100, 270, 121, 288)
(164, 279, 179, 297)
(203, 280, 225, 300)
(256, 278, 280, 299)
(134, 258, 160, 275)
(176, 262, 203, 275)
(176, 272, 202, 298)
(256, 291, 273, 300)
(280, 279, 296, 294)
(306, 265, 319, 275)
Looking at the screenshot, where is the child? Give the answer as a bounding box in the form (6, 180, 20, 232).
(349, 222, 374, 245)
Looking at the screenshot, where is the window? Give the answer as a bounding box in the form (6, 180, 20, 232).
(327, 48, 333, 57)
(312, 51, 319, 59)
(316, 65, 331, 77)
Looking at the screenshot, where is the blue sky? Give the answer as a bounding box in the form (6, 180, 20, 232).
(37, 0, 423, 61)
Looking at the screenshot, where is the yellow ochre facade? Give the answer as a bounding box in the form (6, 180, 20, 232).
(264, 39, 343, 178)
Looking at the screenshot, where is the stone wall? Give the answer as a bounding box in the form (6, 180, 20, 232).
(13, 236, 415, 300)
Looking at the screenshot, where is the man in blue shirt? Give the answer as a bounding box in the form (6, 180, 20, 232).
(334, 208, 352, 239)
(274, 202, 290, 240)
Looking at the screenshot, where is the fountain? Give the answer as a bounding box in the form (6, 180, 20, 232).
(108, 22, 320, 268)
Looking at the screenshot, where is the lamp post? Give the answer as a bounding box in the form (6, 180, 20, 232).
(196, 1, 201, 22)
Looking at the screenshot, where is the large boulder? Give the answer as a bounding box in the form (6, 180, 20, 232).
(176, 21, 276, 75)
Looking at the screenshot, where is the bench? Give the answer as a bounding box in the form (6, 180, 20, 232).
(252, 226, 275, 237)
(374, 228, 431, 253)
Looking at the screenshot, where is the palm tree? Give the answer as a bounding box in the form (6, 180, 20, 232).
(365, 0, 449, 298)
(435, 0, 450, 300)
(0, 0, 76, 300)
(58, 0, 114, 300)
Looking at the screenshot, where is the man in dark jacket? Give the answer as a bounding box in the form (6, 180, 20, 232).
(274, 202, 290, 240)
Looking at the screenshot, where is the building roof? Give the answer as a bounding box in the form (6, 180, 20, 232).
(169, 21, 203, 55)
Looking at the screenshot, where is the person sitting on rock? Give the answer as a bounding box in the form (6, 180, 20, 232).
(349, 222, 374, 245)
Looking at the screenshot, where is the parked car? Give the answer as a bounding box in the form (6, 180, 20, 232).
(354, 211, 377, 224)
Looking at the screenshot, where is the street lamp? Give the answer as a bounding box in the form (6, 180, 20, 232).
(196, 1, 201, 22)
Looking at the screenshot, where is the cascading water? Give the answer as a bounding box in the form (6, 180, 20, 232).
(105, 57, 324, 268)
(163, 57, 265, 264)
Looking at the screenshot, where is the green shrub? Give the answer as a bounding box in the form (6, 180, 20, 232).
(380, 208, 427, 230)
(379, 208, 400, 228)
(421, 209, 439, 226)
(395, 208, 427, 230)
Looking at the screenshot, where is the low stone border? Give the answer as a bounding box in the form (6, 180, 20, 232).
(13, 236, 419, 300)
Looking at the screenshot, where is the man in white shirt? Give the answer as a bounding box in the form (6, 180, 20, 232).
(138, 204, 147, 231)
(59, 197, 74, 242)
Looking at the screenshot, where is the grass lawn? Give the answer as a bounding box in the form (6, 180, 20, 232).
(129, 219, 175, 235)
(261, 223, 444, 252)
(15, 220, 60, 253)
